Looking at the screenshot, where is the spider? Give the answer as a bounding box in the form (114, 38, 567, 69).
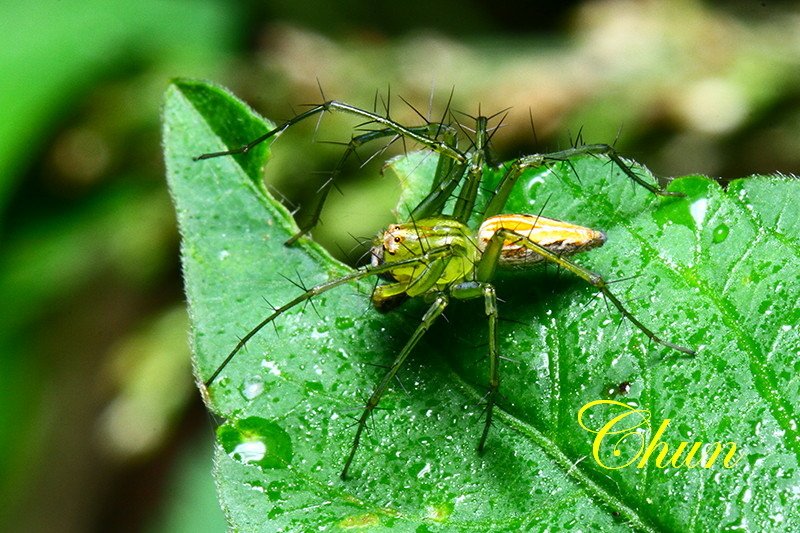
(196, 94, 694, 479)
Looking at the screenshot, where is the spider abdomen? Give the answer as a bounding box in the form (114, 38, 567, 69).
(478, 213, 606, 267)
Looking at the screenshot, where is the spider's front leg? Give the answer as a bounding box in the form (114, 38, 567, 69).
(341, 293, 449, 480)
(204, 246, 457, 388)
(194, 98, 468, 245)
(287, 122, 460, 246)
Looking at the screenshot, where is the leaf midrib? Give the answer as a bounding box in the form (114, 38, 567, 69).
(447, 367, 660, 533)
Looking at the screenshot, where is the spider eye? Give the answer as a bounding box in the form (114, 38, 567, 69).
(393, 236, 401, 243)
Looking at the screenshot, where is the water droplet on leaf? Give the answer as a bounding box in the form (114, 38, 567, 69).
(712, 223, 729, 243)
(218, 416, 293, 469)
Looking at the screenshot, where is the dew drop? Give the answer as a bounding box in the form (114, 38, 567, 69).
(712, 223, 730, 243)
(417, 462, 432, 478)
(425, 501, 454, 522)
(524, 173, 547, 201)
(690, 198, 708, 228)
(334, 316, 354, 330)
(261, 360, 282, 376)
(232, 441, 266, 464)
(218, 416, 293, 469)
(240, 375, 265, 400)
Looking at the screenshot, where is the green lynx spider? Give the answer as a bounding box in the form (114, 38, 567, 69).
(197, 96, 694, 479)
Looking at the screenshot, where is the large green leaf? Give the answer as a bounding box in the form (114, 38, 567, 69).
(164, 80, 799, 531)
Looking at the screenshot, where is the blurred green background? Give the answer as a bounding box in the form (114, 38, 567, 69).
(2, 0, 798, 531)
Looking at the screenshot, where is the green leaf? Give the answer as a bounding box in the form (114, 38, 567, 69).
(164, 80, 799, 531)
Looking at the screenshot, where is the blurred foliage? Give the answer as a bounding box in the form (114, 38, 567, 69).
(1, 0, 799, 531)
(0, 0, 237, 530)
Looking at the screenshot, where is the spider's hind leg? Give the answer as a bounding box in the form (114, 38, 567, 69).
(497, 229, 695, 357)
